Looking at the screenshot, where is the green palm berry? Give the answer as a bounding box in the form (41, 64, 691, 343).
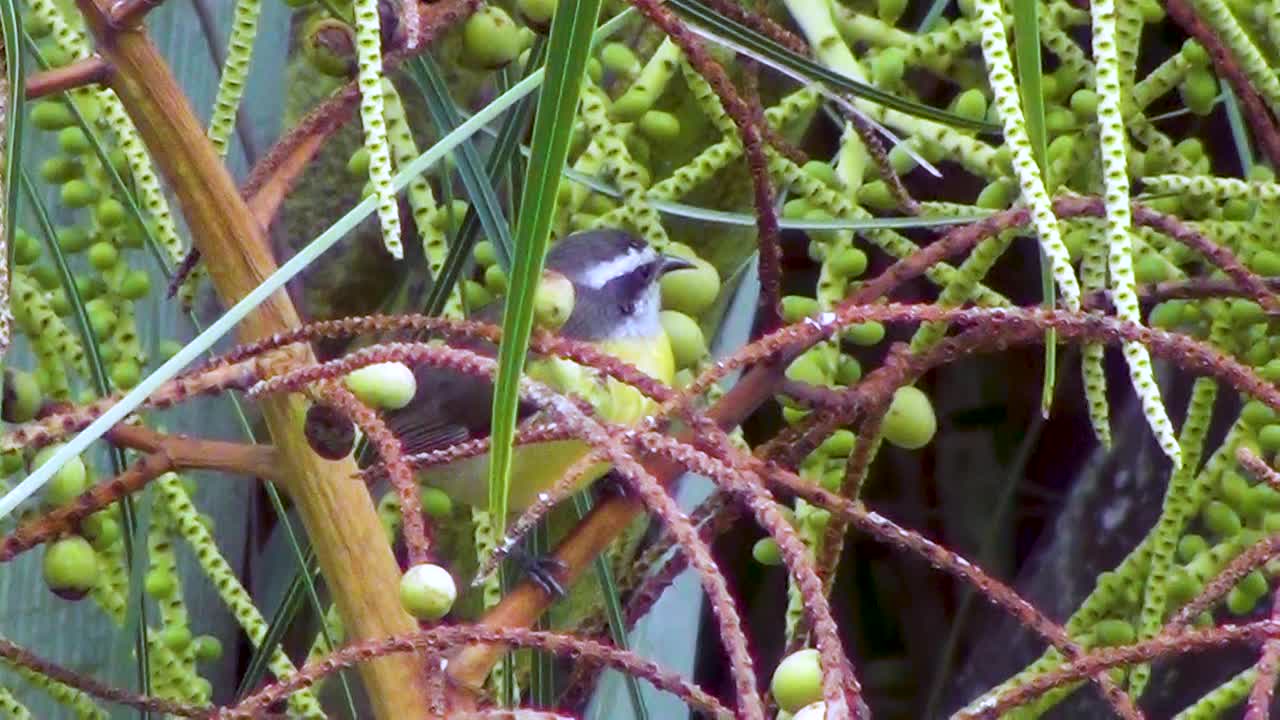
(952, 89, 987, 121)
(1167, 568, 1202, 604)
(156, 339, 183, 362)
(1177, 533, 1209, 563)
(975, 179, 1017, 209)
(660, 258, 720, 317)
(346, 147, 370, 177)
(473, 240, 497, 267)
(882, 386, 937, 450)
(421, 487, 453, 518)
(1204, 500, 1244, 537)
(639, 111, 681, 142)
(752, 537, 783, 565)
(1133, 254, 1168, 284)
(60, 179, 98, 208)
(517, 0, 557, 29)
(87, 242, 119, 271)
(1231, 299, 1265, 325)
(785, 351, 828, 387)
(485, 264, 508, 294)
(844, 321, 885, 346)
(771, 648, 823, 712)
(888, 143, 917, 175)
(1261, 359, 1280, 384)
(1069, 89, 1099, 120)
(302, 17, 356, 77)
(660, 310, 707, 370)
(12, 231, 40, 266)
(400, 563, 457, 620)
(2, 368, 42, 423)
(39, 155, 81, 184)
(161, 625, 193, 651)
(1044, 106, 1076, 133)
(33, 444, 88, 509)
(1223, 198, 1255, 221)
(463, 280, 492, 309)
(462, 7, 523, 70)
(31, 101, 74, 131)
(95, 198, 126, 228)
(1093, 619, 1135, 646)
(1182, 41, 1210, 67)
(1243, 400, 1277, 427)
(857, 180, 897, 211)
(835, 355, 862, 385)
(1176, 138, 1206, 163)
(532, 270, 575, 331)
(876, 0, 907, 22)
(57, 227, 90, 254)
(1, 450, 22, 476)
(1227, 585, 1256, 615)
(1242, 569, 1270, 598)
(1047, 134, 1076, 167)
(870, 48, 906, 85)
(117, 270, 152, 301)
(144, 569, 176, 599)
(1252, 251, 1280, 276)
(110, 360, 141, 390)
(782, 295, 819, 324)
(345, 362, 417, 410)
(192, 635, 223, 662)
(783, 406, 809, 425)
(39, 43, 72, 69)
(1221, 472, 1251, 509)
(1062, 227, 1088, 264)
(108, 148, 129, 176)
(820, 429, 856, 457)
(43, 536, 98, 600)
(24, 11, 52, 38)
(828, 247, 868, 278)
(1260, 425, 1280, 452)
(1250, 164, 1276, 182)
(599, 42, 640, 77)
(56, 127, 91, 155)
(1180, 69, 1218, 116)
(802, 161, 841, 189)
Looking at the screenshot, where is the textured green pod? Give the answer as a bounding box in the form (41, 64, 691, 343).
(352, 0, 402, 259)
(207, 0, 261, 156)
(611, 38, 681, 121)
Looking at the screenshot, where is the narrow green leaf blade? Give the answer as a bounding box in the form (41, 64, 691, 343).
(488, 0, 604, 536)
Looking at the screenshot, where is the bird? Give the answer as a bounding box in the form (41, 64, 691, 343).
(383, 228, 694, 512)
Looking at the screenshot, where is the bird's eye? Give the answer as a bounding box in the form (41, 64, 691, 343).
(621, 301, 636, 315)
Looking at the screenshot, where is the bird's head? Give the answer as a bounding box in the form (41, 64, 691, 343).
(544, 229, 693, 341)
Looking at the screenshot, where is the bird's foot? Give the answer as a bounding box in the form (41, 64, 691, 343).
(508, 544, 568, 597)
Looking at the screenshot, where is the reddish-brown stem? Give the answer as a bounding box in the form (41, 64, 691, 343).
(107, 0, 165, 28)
(1240, 447, 1280, 491)
(1246, 589, 1280, 720)
(25, 56, 112, 99)
(1165, 0, 1280, 169)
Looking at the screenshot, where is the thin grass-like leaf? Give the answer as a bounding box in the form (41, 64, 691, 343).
(1012, 0, 1056, 416)
(488, 0, 604, 535)
(1221, 82, 1255, 173)
(0, 0, 22, 291)
(670, 0, 1002, 134)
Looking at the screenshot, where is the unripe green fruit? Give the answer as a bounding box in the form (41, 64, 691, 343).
(802, 161, 841, 189)
(1182, 41, 1210, 67)
(33, 444, 88, 509)
(785, 352, 827, 389)
(485, 264, 508, 294)
(57, 227, 91, 254)
(1177, 534, 1208, 563)
(421, 487, 453, 518)
(462, 7, 523, 70)
(820, 429, 856, 457)
(952, 89, 987, 121)
(1176, 138, 1206, 162)
(431, 200, 469, 232)
(1231, 299, 1265, 326)
(828, 247, 868, 279)
(39, 155, 81, 184)
(870, 47, 905, 85)
(771, 648, 822, 712)
(844, 321, 885, 346)
(57, 127, 91, 155)
(0, 450, 22, 476)
(1093, 619, 1134, 646)
(1062, 227, 1087, 264)
(12, 231, 41, 266)
(1242, 569, 1270, 598)
(24, 11, 52, 38)
(473, 241, 497, 267)
(82, 511, 119, 548)
(599, 42, 640, 76)
(1260, 425, 1280, 452)
(1044, 106, 1076, 133)
(1221, 472, 1251, 510)
(517, 0, 557, 30)
(638, 110, 681, 142)
(1133, 254, 1167, 284)
(1204, 500, 1243, 537)
(975, 179, 1017, 209)
(534, 271, 575, 331)
(158, 339, 183, 362)
(95, 198, 126, 228)
(2, 368, 42, 423)
(1252, 250, 1280, 277)
(1069, 89, 1099, 119)
(400, 563, 457, 620)
(345, 362, 417, 410)
(347, 147, 370, 177)
(660, 258, 720, 317)
(31, 101, 74, 131)
(144, 569, 176, 598)
(302, 17, 356, 78)
(1224, 198, 1255, 221)
(856, 180, 897, 211)
(110, 360, 141, 390)
(1249, 165, 1276, 183)
(463, 280, 492, 309)
(782, 295, 819, 324)
(44, 536, 98, 600)
(192, 635, 222, 662)
(1181, 68, 1218, 116)
(882, 386, 937, 450)
(1227, 585, 1257, 615)
(30, 264, 59, 290)
(1168, 567, 1202, 604)
(108, 149, 129, 176)
(751, 537, 784, 565)
(1146, 301, 1181, 330)
(161, 625, 193, 651)
(118, 270, 152, 301)
(60, 179, 98, 208)
(87, 242, 119, 271)
(660, 311, 707, 370)
(835, 355, 862, 385)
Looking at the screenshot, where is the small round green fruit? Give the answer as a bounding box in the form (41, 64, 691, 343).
(399, 563, 457, 620)
(461, 7, 523, 70)
(882, 386, 937, 450)
(752, 537, 783, 566)
(770, 648, 822, 712)
(43, 536, 98, 600)
(2, 368, 42, 423)
(660, 258, 720, 317)
(660, 310, 707, 370)
(344, 362, 417, 410)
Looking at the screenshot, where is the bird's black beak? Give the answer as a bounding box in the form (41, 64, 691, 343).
(659, 255, 696, 274)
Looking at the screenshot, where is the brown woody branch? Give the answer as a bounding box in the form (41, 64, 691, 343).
(25, 57, 111, 99)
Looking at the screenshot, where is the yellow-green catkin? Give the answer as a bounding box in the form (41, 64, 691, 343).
(207, 0, 262, 157)
(0, 685, 32, 719)
(2, 660, 106, 720)
(352, 0, 402, 259)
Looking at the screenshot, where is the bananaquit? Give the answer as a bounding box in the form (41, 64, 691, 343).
(385, 229, 694, 511)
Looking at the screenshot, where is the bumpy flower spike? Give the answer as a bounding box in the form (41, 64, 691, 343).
(206, 0, 261, 157)
(353, 0, 403, 259)
(1091, 0, 1182, 469)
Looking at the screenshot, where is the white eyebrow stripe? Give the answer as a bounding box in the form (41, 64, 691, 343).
(579, 247, 654, 288)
